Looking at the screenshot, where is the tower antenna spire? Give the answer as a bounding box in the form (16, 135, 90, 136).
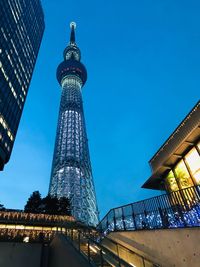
(70, 22, 76, 44)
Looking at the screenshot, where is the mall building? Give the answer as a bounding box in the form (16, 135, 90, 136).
(143, 100, 200, 193)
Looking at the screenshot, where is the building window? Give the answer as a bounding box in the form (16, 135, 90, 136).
(184, 147, 200, 185)
(165, 170, 179, 192)
(174, 160, 194, 189)
(197, 141, 200, 152)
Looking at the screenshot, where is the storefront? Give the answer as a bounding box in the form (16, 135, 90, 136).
(143, 101, 200, 193)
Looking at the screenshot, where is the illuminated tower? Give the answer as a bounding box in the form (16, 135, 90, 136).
(49, 23, 99, 226)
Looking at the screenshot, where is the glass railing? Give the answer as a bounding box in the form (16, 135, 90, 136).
(98, 185, 200, 234)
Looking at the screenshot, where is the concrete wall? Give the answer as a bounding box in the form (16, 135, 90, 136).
(0, 242, 42, 267)
(48, 234, 91, 267)
(108, 228, 200, 267)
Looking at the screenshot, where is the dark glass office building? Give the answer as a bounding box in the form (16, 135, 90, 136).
(0, 0, 45, 169)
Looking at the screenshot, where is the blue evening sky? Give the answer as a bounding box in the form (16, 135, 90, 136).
(0, 0, 200, 218)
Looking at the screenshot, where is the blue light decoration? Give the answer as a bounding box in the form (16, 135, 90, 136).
(98, 185, 200, 235)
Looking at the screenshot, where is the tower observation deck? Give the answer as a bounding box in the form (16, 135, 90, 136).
(49, 22, 99, 226)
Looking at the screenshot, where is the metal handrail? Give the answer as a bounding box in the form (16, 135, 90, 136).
(96, 236, 159, 267)
(102, 236, 150, 261)
(97, 185, 200, 234)
(90, 238, 135, 267)
(65, 229, 134, 267)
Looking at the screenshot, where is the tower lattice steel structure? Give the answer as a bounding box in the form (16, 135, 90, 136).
(49, 22, 99, 226)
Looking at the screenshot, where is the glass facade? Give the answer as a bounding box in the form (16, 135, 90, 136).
(197, 141, 200, 151)
(166, 171, 179, 192)
(185, 147, 200, 184)
(165, 142, 200, 192)
(0, 0, 45, 169)
(174, 160, 194, 189)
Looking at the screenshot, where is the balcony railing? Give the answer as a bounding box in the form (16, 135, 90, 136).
(97, 185, 200, 234)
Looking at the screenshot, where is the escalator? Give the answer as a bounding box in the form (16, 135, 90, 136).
(64, 230, 136, 267)
(100, 236, 159, 267)
(64, 229, 159, 267)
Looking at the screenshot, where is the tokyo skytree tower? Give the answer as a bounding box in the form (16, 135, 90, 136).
(49, 22, 99, 226)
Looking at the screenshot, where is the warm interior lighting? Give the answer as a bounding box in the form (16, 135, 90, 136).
(166, 171, 179, 192)
(0, 115, 14, 141)
(197, 142, 200, 151)
(164, 143, 200, 193)
(174, 160, 194, 189)
(185, 147, 200, 184)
